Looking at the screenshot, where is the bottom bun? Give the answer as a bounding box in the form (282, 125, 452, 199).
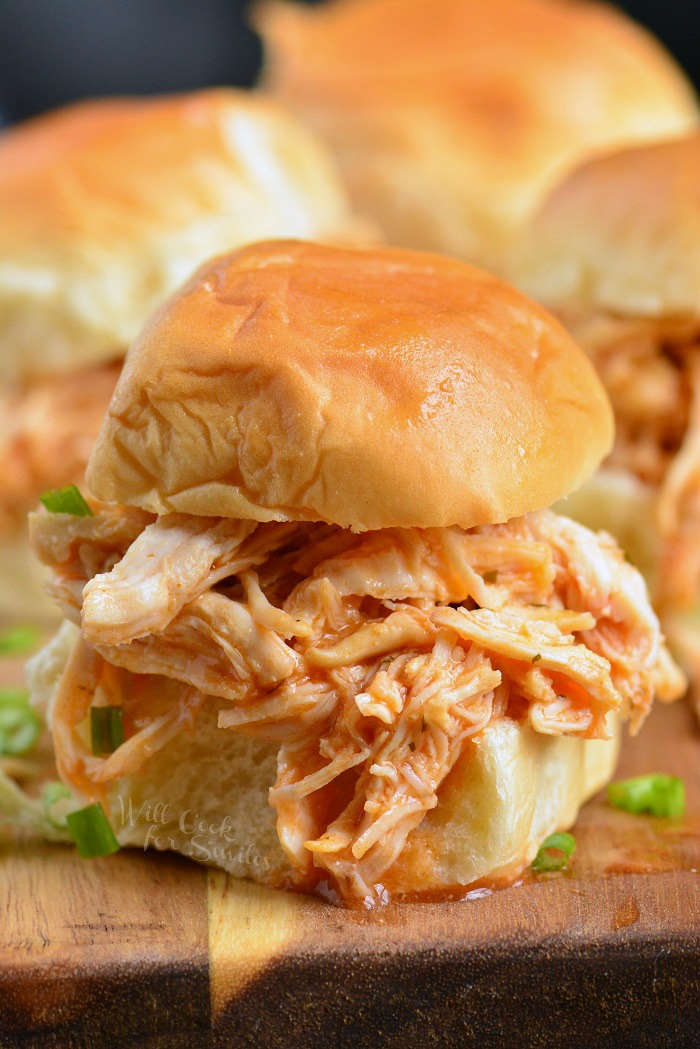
(29, 624, 620, 897)
(386, 714, 618, 894)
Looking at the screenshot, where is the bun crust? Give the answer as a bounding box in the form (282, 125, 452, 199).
(513, 134, 700, 317)
(255, 0, 698, 269)
(87, 240, 613, 530)
(28, 623, 619, 894)
(0, 89, 364, 382)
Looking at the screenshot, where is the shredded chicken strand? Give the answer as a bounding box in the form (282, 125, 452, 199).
(34, 504, 682, 902)
(94, 590, 300, 700)
(300, 639, 503, 901)
(566, 311, 700, 614)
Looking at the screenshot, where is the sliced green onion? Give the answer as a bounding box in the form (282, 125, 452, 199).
(66, 802, 120, 858)
(0, 688, 41, 756)
(90, 706, 124, 755)
(0, 687, 29, 705)
(40, 484, 93, 517)
(0, 624, 39, 656)
(483, 570, 499, 583)
(531, 831, 576, 872)
(607, 774, 685, 819)
(42, 781, 73, 830)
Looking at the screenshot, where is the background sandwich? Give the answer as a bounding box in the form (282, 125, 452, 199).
(0, 87, 367, 622)
(16, 240, 683, 906)
(254, 0, 698, 272)
(511, 134, 700, 713)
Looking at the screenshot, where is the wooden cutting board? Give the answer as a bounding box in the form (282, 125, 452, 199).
(0, 685, 698, 1049)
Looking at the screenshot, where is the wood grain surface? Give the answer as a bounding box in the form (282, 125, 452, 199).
(1, 690, 698, 1049)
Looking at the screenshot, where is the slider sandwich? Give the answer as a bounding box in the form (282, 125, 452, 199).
(0, 89, 365, 622)
(25, 241, 683, 905)
(255, 0, 698, 271)
(512, 135, 700, 710)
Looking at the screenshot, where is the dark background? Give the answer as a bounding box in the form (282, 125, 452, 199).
(0, 0, 697, 125)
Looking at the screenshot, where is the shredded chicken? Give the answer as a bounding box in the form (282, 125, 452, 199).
(565, 311, 700, 614)
(31, 503, 684, 904)
(0, 363, 119, 534)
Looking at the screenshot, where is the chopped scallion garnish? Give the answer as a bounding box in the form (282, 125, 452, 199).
(40, 484, 93, 517)
(0, 687, 29, 705)
(66, 803, 120, 858)
(0, 624, 39, 656)
(42, 781, 73, 830)
(90, 706, 124, 755)
(607, 774, 685, 819)
(531, 831, 576, 872)
(0, 688, 40, 756)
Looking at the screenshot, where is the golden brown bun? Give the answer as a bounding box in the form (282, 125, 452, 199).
(26, 623, 620, 893)
(512, 134, 700, 318)
(0, 88, 368, 382)
(87, 240, 613, 531)
(255, 0, 698, 270)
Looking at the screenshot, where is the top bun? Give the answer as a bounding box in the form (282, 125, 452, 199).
(255, 0, 698, 270)
(512, 134, 700, 318)
(87, 240, 612, 531)
(0, 89, 365, 383)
